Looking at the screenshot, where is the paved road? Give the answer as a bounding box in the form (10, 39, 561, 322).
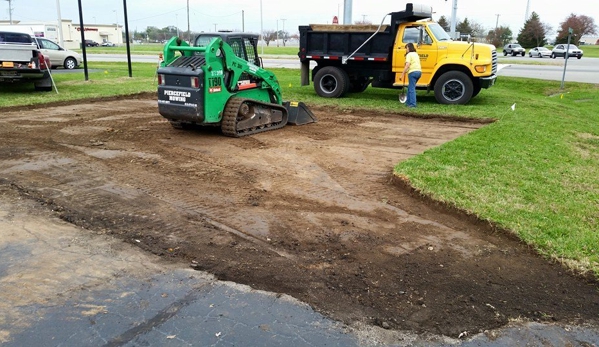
(497, 56, 599, 83)
(83, 54, 599, 84)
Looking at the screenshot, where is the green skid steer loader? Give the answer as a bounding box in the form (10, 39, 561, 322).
(156, 32, 316, 137)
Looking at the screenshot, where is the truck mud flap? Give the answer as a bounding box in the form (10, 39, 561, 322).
(283, 101, 317, 125)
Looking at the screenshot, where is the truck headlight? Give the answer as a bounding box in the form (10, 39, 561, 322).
(475, 65, 487, 73)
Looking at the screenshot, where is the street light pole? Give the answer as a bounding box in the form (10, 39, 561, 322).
(6, 0, 13, 24)
(56, 0, 65, 46)
(113, 10, 119, 44)
(186, 0, 190, 41)
(260, 0, 264, 55)
(280, 18, 286, 46)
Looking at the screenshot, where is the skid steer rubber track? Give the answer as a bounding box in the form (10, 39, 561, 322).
(221, 97, 289, 137)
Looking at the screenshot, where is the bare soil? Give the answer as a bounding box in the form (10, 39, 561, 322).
(1, 93, 597, 338)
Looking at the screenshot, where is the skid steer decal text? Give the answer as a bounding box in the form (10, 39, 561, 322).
(208, 76, 222, 93)
(164, 90, 191, 102)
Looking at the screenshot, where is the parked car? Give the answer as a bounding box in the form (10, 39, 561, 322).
(503, 43, 526, 56)
(84, 39, 99, 47)
(101, 41, 115, 47)
(34, 38, 82, 69)
(528, 46, 552, 58)
(551, 44, 583, 59)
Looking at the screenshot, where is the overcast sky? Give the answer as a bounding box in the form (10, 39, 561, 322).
(4, 0, 599, 38)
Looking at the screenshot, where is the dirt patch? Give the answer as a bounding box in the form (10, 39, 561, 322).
(0, 96, 597, 338)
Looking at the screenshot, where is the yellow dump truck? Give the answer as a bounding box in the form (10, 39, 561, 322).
(298, 3, 498, 104)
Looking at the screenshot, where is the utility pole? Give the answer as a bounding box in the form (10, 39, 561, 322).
(362, 14, 366, 23)
(242, 10, 244, 32)
(525, 0, 531, 21)
(276, 20, 279, 47)
(495, 14, 500, 29)
(213, 23, 217, 31)
(176, 14, 179, 36)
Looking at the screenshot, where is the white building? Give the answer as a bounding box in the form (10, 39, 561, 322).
(580, 35, 599, 45)
(0, 20, 123, 49)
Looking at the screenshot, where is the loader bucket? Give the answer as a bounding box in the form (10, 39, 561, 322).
(283, 101, 318, 125)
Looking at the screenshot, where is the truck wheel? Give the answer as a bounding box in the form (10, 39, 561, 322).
(434, 71, 473, 105)
(314, 66, 350, 98)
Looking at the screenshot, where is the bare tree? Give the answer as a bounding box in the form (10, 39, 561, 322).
(262, 30, 276, 47)
(469, 20, 486, 41)
(486, 26, 513, 48)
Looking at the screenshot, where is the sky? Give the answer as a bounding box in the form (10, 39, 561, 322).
(3, 0, 599, 38)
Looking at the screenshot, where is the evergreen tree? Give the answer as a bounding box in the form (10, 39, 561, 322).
(517, 12, 550, 47)
(437, 16, 450, 32)
(456, 18, 473, 36)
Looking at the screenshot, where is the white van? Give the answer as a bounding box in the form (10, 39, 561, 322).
(33, 37, 82, 69)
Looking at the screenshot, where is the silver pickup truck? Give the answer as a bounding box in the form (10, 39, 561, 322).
(0, 31, 53, 91)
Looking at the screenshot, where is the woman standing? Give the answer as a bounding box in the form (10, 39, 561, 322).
(399, 43, 422, 108)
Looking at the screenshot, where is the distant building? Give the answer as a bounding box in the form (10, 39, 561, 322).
(580, 35, 599, 45)
(0, 20, 123, 49)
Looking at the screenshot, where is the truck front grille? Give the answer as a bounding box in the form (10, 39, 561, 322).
(491, 50, 498, 75)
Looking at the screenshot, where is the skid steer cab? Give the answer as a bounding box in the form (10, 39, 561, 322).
(157, 32, 316, 137)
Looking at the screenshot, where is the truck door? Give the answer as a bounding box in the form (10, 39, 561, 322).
(392, 25, 438, 86)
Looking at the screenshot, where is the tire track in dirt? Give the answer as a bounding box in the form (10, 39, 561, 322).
(1, 98, 598, 338)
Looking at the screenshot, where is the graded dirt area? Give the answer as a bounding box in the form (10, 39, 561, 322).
(1, 93, 597, 338)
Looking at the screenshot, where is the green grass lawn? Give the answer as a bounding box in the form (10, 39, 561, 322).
(1, 62, 598, 277)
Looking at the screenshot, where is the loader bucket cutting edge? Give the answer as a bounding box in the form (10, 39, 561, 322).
(283, 101, 317, 125)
